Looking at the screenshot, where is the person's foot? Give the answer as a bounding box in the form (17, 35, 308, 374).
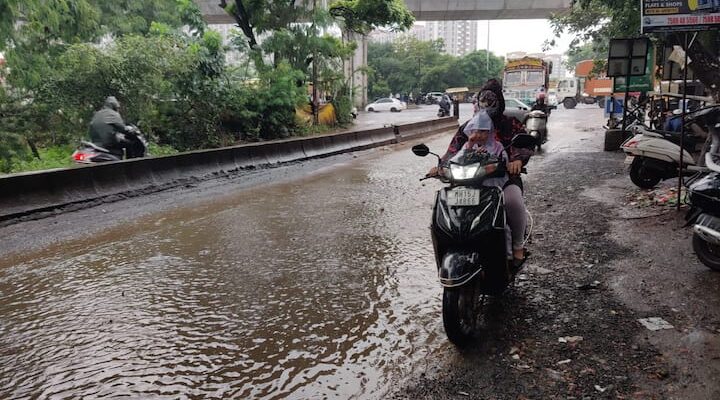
(512, 248, 525, 261)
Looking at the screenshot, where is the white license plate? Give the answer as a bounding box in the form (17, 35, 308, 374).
(624, 155, 635, 165)
(447, 188, 480, 206)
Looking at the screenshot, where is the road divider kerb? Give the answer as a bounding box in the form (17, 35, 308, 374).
(0, 117, 458, 222)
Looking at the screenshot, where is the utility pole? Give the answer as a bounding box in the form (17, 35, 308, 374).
(312, 0, 319, 125)
(486, 20, 490, 71)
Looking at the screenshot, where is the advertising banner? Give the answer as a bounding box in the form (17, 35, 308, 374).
(642, 0, 720, 33)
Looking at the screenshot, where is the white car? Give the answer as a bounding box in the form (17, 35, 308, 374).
(365, 98, 407, 112)
(547, 89, 559, 107)
(504, 98, 531, 110)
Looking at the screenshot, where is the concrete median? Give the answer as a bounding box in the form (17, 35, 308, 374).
(0, 118, 457, 222)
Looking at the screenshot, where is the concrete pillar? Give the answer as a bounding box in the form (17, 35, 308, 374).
(344, 32, 368, 108)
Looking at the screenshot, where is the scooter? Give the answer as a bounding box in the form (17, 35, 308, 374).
(686, 107, 720, 271)
(437, 105, 450, 118)
(72, 125, 148, 164)
(620, 106, 718, 189)
(412, 134, 536, 346)
(525, 110, 547, 151)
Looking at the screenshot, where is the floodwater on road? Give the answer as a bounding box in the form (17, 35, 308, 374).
(0, 106, 606, 399)
(0, 135, 459, 399)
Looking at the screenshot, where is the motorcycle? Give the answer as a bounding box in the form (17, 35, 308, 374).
(686, 106, 720, 271)
(525, 110, 547, 151)
(620, 105, 719, 189)
(437, 105, 451, 118)
(72, 125, 148, 164)
(412, 134, 536, 346)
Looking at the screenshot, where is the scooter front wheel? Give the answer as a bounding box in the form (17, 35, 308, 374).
(692, 232, 720, 271)
(442, 287, 475, 346)
(629, 157, 662, 189)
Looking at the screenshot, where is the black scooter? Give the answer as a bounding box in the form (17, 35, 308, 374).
(72, 125, 148, 164)
(686, 107, 720, 271)
(412, 134, 536, 346)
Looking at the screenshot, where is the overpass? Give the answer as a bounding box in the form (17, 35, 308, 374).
(195, 0, 572, 24)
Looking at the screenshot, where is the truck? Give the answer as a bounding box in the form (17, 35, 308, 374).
(556, 59, 613, 109)
(502, 56, 552, 106)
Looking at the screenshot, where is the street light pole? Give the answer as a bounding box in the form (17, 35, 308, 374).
(486, 20, 490, 71)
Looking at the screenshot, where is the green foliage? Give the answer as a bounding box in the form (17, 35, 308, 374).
(368, 38, 504, 98)
(329, 0, 415, 35)
(0, 132, 28, 173)
(565, 42, 606, 68)
(6, 145, 74, 174)
(548, 0, 640, 56)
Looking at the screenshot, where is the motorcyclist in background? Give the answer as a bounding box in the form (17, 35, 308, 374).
(439, 94, 452, 116)
(89, 96, 134, 157)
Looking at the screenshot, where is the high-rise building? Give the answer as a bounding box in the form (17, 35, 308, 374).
(368, 24, 429, 44)
(429, 21, 478, 57)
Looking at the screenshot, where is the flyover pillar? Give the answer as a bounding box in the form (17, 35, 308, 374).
(344, 32, 368, 108)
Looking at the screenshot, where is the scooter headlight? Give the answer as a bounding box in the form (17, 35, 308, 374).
(450, 163, 485, 180)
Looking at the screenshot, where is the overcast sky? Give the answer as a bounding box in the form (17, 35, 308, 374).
(418, 19, 575, 57)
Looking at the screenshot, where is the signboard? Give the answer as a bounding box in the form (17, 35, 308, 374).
(613, 46, 655, 92)
(642, 0, 720, 33)
(607, 38, 650, 78)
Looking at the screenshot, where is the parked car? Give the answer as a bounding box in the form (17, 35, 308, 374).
(503, 98, 532, 123)
(425, 91, 444, 104)
(505, 98, 531, 110)
(365, 98, 407, 112)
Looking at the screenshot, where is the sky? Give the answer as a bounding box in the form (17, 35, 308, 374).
(417, 19, 575, 58)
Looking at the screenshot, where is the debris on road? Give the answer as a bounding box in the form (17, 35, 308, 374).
(638, 317, 674, 331)
(576, 280, 601, 290)
(558, 336, 584, 344)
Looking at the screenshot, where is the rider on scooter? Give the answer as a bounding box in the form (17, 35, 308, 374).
(427, 106, 532, 268)
(89, 96, 135, 158)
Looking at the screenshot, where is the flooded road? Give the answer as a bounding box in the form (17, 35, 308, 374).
(0, 135, 458, 399)
(0, 106, 605, 399)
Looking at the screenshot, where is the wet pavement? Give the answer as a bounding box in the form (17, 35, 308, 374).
(2, 104, 719, 399)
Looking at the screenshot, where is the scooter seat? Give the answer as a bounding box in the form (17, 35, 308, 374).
(644, 129, 697, 152)
(80, 141, 112, 153)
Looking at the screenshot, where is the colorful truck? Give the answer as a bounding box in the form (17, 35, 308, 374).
(556, 59, 613, 109)
(502, 56, 552, 106)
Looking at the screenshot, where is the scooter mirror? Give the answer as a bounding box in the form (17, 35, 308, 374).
(412, 144, 430, 157)
(510, 134, 537, 149)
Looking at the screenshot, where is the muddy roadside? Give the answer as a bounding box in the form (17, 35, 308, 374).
(392, 148, 720, 399)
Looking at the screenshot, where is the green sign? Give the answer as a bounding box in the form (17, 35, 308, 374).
(613, 75, 652, 92)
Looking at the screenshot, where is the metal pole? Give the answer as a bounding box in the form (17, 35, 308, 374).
(677, 32, 690, 210)
(486, 20, 490, 71)
(312, 0, 319, 125)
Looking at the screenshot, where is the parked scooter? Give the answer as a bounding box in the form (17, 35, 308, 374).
(71, 125, 148, 164)
(525, 110, 547, 151)
(412, 134, 536, 346)
(686, 107, 720, 271)
(620, 106, 718, 188)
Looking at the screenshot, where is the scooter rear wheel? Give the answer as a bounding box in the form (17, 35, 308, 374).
(692, 232, 720, 271)
(442, 287, 475, 346)
(629, 157, 662, 189)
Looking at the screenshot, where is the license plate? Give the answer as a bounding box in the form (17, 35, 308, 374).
(624, 155, 635, 165)
(447, 188, 480, 206)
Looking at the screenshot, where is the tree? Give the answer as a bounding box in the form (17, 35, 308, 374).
(549, 0, 720, 101)
(565, 42, 604, 68)
(329, 0, 414, 35)
(367, 38, 504, 98)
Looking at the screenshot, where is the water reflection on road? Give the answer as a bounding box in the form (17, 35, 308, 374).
(0, 137, 452, 399)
